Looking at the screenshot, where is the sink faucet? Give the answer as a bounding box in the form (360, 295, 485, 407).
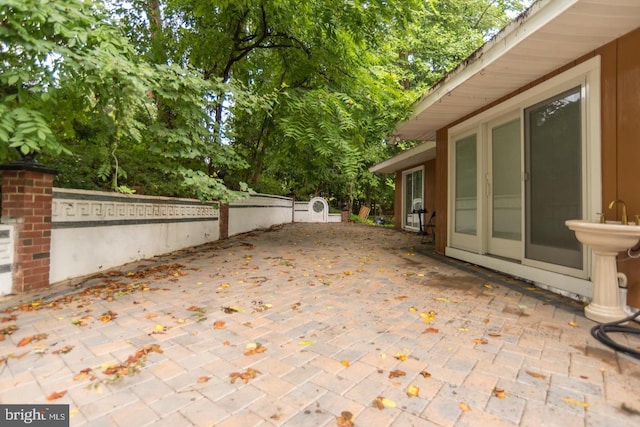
(608, 199, 628, 225)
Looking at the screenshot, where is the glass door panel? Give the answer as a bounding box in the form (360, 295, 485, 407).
(488, 118, 522, 259)
(525, 86, 582, 269)
(455, 134, 477, 235)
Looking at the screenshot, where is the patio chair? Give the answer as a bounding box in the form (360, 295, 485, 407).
(422, 211, 435, 244)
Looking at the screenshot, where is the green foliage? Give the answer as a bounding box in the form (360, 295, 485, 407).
(1, 0, 529, 209)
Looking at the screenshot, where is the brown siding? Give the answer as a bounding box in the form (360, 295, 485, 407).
(394, 172, 402, 229)
(610, 29, 640, 307)
(435, 129, 448, 253)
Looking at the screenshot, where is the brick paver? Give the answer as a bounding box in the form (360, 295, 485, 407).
(1, 222, 639, 426)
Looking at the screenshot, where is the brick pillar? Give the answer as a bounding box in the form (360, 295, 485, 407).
(219, 203, 229, 240)
(0, 161, 57, 293)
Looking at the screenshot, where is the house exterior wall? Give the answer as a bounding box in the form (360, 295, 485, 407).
(433, 28, 640, 307)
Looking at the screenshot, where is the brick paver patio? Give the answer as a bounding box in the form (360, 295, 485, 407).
(1, 223, 639, 426)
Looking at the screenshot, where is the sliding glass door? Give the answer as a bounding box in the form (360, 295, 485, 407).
(524, 86, 583, 269)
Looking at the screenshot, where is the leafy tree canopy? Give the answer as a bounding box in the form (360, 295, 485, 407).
(0, 0, 528, 208)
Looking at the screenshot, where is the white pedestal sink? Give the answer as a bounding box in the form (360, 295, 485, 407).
(566, 219, 640, 323)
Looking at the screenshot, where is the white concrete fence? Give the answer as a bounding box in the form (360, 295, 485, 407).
(0, 188, 342, 295)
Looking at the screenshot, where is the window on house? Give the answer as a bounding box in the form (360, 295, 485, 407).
(403, 168, 423, 230)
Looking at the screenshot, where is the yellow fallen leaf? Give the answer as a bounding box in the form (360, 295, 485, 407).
(341, 360, 350, 367)
(526, 371, 547, 379)
(372, 397, 396, 410)
(299, 340, 314, 346)
(407, 385, 420, 397)
(408, 307, 417, 312)
(562, 397, 590, 408)
(435, 297, 450, 303)
(484, 283, 493, 289)
(154, 324, 165, 332)
(568, 321, 578, 327)
(336, 411, 354, 427)
(493, 387, 506, 399)
(393, 353, 408, 361)
(473, 338, 488, 345)
(420, 371, 431, 378)
(459, 402, 472, 412)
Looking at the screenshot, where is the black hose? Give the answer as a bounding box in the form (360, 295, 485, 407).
(590, 310, 640, 360)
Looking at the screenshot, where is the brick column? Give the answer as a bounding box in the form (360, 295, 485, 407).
(219, 203, 229, 240)
(0, 161, 57, 293)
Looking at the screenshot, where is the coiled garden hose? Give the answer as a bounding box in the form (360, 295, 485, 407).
(590, 310, 640, 360)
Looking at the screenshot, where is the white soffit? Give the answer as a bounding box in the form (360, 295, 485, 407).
(396, 0, 640, 141)
(369, 141, 436, 174)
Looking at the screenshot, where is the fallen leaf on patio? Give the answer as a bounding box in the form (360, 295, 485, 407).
(407, 385, 420, 397)
(17, 336, 32, 347)
(527, 286, 537, 291)
(341, 360, 350, 367)
(420, 311, 436, 323)
(53, 345, 74, 354)
(73, 368, 95, 381)
(17, 333, 48, 347)
(473, 338, 488, 345)
(145, 313, 159, 319)
(389, 369, 406, 379)
(229, 368, 260, 384)
(213, 320, 226, 329)
(343, 271, 352, 276)
(408, 306, 417, 312)
(420, 371, 431, 378)
(393, 353, 408, 361)
(154, 324, 167, 332)
(423, 327, 439, 334)
(98, 311, 117, 322)
(1, 314, 17, 323)
(459, 327, 468, 332)
(372, 396, 396, 410)
(434, 297, 450, 303)
(526, 371, 547, 379)
(621, 402, 640, 416)
(458, 402, 472, 412)
(568, 321, 578, 327)
(484, 283, 493, 289)
(488, 333, 502, 337)
(219, 283, 230, 289)
(482, 318, 490, 324)
(221, 306, 239, 314)
(493, 387, 506, 399)
(244, 342, 267, 356)
(562, 397, 590, 408)
(197, 376, 211, 383)
(46, 390, 67, 401)
(223, 340, 230, 346)
(299, 340, 314, 346)
(135, 344, 163, 357)
(72, 316, 89, 326)
(336, 411, 354, 427)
